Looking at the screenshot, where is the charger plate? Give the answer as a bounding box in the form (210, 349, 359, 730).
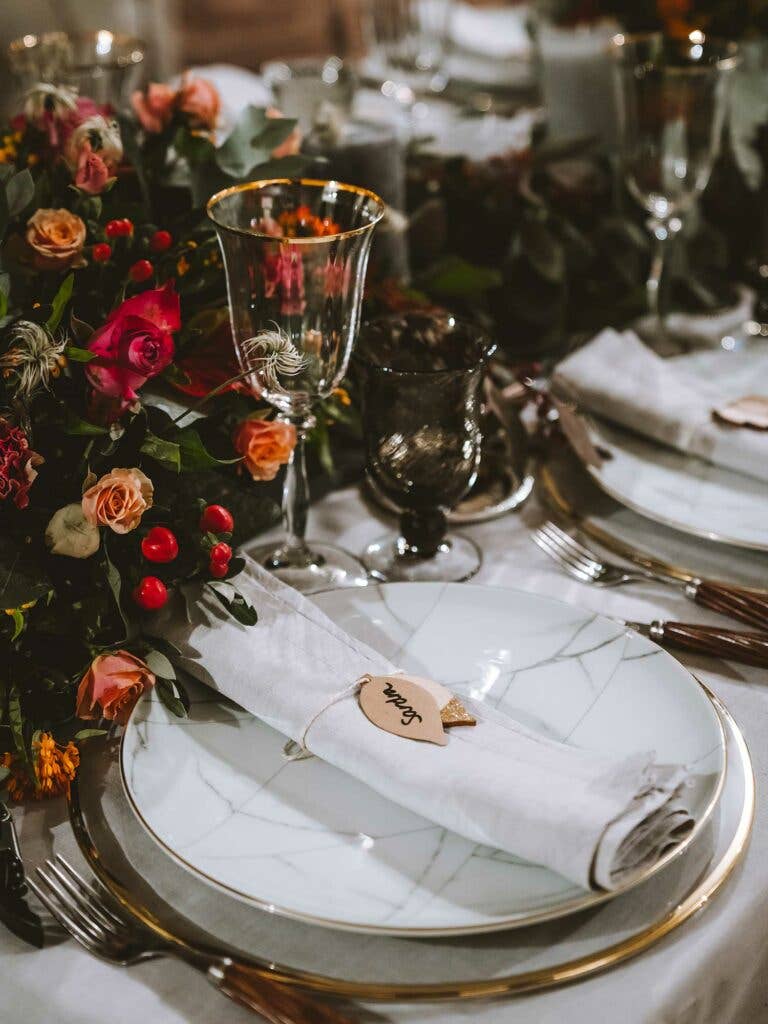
(120, 583, 725, 937)
(71, 689, 752, 1000)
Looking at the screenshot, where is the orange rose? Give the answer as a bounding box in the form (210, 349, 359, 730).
(26, 208, 86, 271)
(82, 467, 153, 534)
(178, 74, 220, 130)
(233, 417, 296, 481)
(76, 650, 155, 725)
(131, 82, 177, 133)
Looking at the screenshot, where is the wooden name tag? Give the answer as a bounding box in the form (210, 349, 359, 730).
(358, 674, 476, 746)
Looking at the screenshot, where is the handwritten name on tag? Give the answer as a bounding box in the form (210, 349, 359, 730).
(358, 675, 476, 745)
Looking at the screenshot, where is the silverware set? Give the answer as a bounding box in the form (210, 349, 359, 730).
(533, 520, 768, 667)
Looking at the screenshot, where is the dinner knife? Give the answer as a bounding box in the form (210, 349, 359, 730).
(0, 799, 44, 947)
(619, 619, 768, 668)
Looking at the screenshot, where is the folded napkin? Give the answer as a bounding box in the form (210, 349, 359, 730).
(162, 558, 692, 892)
(554, 328, 768, 484)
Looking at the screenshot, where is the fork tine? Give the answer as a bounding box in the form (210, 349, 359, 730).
(532, 530, 593, 583)
(45, 858, 127, 936)
(543, 521, 604, 566)
(35, 866, 109, 945)
(54, 856, 128, 928)
(534, 528, 595, 577)
(27, 877, 103, 954)
(539, 524, 601, 577)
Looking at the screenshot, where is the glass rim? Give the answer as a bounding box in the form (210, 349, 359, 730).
(206, 178, 386, 244)
(610, 30, 740, 72)
(356, 315, 497, 378)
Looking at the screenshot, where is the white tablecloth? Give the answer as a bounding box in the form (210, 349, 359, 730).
(3, 484, 768, 1024)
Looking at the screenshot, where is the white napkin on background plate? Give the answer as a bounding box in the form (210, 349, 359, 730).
(554, 328, 768, 484)
(161, 557, 692, 892)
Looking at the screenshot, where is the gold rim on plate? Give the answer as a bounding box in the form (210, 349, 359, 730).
(68, 685, 753, 1001)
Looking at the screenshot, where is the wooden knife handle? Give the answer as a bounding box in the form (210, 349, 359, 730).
(688, 581, 768, 632)
(208, 960, 357, 1024)
(657, 621, 768, 667)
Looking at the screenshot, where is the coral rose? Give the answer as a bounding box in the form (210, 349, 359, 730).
(233, 417, 296, 481)
(266, 107, 302, 158)
(179, 75, 220, 130)
(74, 143, 113, 195)
(26, 208, 87, 271)
(86, 281, 180, 401)
(76, 650, 155, 725)
(82, 467, 153, 534)
(131, 82, 177, 134)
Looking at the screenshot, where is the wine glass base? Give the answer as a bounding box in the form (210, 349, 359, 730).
(249, 541, 369, 595)
(362, 533, 481, 583)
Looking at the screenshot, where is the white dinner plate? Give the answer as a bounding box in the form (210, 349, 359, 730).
(121, 583, 725, 937)
(583, 417, 768, 552)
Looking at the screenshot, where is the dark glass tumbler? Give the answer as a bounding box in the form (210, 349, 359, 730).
(357, 313, 495, 582)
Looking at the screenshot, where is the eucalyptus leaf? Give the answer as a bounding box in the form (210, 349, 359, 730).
(156, 677, 188, 718)
(214, 106, 297, 179)
(145, 649, 176, 681)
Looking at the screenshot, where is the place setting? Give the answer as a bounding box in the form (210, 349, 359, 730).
(1, 5, 767, 1024)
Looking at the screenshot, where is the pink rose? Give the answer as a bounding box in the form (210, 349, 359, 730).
(86, 281, 181, 401)
(263, 248, 305, 316)
(131, 82, 177, 134)
(178, 75, 220, 130)
(266, 107, 302, 158)
(74, 142, 113, 195)
(233, 418, 296, 481)
(76, 650, 156, 725)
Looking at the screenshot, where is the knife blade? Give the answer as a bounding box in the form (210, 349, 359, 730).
(619, 619, 768, 668)
(0, 799, 44, 947)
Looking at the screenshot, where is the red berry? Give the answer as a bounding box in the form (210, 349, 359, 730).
(199, 504, 234, 534)
(150, 229, 172, 252)
(105, 218, 133, 238)
(209, 560, 229, 579)
(130, 259, 154, 283)
(93, 242, 112, 262)
(141, 526, 179, 563)
(132, 576, 168, 611)
(210, 542, 232, 565)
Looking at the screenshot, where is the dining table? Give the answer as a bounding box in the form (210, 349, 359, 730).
(3, 479, 767, 1024)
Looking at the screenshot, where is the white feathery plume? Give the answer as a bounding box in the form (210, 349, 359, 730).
(242, 327, 307, 394)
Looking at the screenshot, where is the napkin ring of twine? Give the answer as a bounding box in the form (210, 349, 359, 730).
(282, 671, 405, 762)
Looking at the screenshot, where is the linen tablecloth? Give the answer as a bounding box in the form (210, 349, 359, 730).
(3, 483, 768, 1024)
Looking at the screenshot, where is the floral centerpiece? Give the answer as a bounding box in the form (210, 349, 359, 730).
(0, 73, 307, 800)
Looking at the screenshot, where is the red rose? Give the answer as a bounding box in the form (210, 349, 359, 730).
(0, 419, 43, 509)
(86, 281, 180, 402)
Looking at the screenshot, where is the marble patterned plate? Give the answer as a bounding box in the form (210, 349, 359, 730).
(121, 584, 725, 937)
(583, 417, 768, 551)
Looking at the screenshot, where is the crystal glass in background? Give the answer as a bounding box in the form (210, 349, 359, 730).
(611, 32, 739, 351)
(363, 0, 454, 97)
(357, 313, 495, 583)
(262, 57, 356, 135)
(8, 30, 145, 109)
(208, 179, 384, 593)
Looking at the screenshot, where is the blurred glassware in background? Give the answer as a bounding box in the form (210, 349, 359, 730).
(357, 312, 495, 583)
(364, 0, 454, 94)
(262, 56, 356, 135)
(612, 31, 739, 352)
(8, 29, 145, 109)
(208, 179, 384, 593)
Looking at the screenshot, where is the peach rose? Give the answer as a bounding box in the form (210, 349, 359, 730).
(26, 208, 86, 271)
(82, 467, 153, 534)
(179, 75, 220, 130)
(131, 82, 177, 134)
(76, 650, 155, 725)
(266, 107, 302, 158)
(233, 418, 296, 481)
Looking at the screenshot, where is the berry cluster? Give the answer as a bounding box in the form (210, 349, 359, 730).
(92, 221, 174, 287)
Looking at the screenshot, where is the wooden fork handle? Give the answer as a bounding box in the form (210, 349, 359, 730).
(208, 960, 357, 1024)
(687, 580, 768, 632)
(653, 621, 768, 667)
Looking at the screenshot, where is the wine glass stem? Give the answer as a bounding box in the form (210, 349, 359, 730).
(280, 416, 315, 564)
(647, 216, 681, 341)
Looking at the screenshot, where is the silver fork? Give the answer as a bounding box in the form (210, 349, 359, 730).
(532, 520, 768, 631)
(29, 855, 356, 1024)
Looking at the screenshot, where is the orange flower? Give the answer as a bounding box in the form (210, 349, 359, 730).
(1, 733, 80, 802)
(178, 74, 220, 130)
(233, 417, 296, 481)
(26, 208, 87, 270)
(81, 467, 153, 534)
(76, 650, 156, 725)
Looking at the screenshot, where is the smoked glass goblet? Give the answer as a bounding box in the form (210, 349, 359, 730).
(208, 179, 384, 593)
(357, 313, 495, 582)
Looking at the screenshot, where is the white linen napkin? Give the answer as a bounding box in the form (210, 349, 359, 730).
(553, 328, 768, 484)
(162, 557, 692, 892)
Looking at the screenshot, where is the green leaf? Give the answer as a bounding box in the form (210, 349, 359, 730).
(156, 677, 187, 718)
(214, 106, 297, 179)
(417, 255, 502, 298)
(239, 154, 308, 181)
(62, 410, 108, 436)
(8, 686, 26, 760)
(145, 649, 176, 681)
(178, 426, 240, 472)
(173, 126, 216, 165)
(0, 182, 10, 241)
(0, 764, 10, 784)
(74, 728, 108, 740)
(103, 544, 129, 640)
(0, 534, 51, 609)
(6, 169, 34, 217)
(140, 430, 181, 471)
(46, 273, 75, 332)
(208, 584, 258, 626)
(65, 346, 97, 363)
(10, 608, 24, 641)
